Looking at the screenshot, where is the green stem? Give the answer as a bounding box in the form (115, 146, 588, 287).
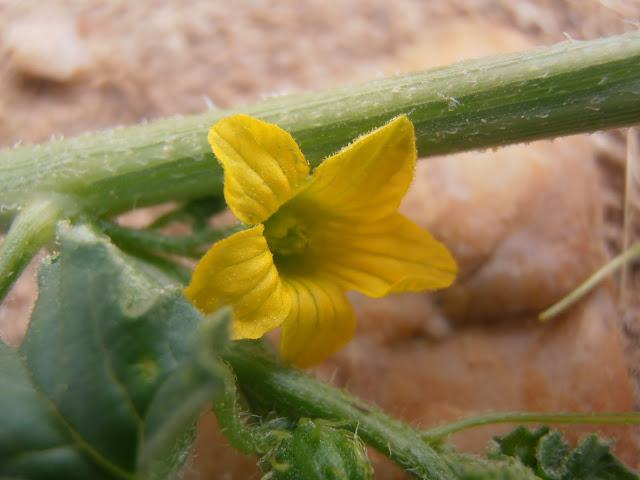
(222, 341, 640, 478)
(539, 242, 640, 321)
(122, 248, 193, 286)
(224, 341, 457, 480)
(209, 360, 258, 455)
(147, 196, 227, 230)
(2, 32, 640, 219)
(421, 411, 640, 441)
(97, 219, 241, 258)
(0, 196, 70, 301)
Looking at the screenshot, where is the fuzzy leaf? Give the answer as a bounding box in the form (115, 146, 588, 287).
(536, 430, 571, 479)
(492, 426, 639, 480)
(137, 310, 233, 478)
(0, 223, 214, 479)
(491, 425, 550, 469)
(563, 434, 638, 480)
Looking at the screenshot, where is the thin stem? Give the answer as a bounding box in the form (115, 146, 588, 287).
(122, 248, 193, 286)
(0, 196, 71, 302)
(421, 411, 640, 441)
(1, 32, 640, 219)
(147, 196, 227, 230)
(97, 219, 241, 258)
(539, 242, 640, 321)
(620, 127, 640, 306)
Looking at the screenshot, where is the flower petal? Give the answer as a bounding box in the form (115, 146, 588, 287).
(184, 225, 291, 339)
(297, 115, 415, 221)
(280, 278, 356, 368)
(209, 114, 310, 225)
(311, 213, 457, 297)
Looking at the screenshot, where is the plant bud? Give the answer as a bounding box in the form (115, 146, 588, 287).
(261, 418, 372, 480)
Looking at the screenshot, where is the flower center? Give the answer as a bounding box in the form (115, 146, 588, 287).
(264, 209, 310, 258)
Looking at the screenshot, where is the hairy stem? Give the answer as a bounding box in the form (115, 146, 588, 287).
(222, 341, 640, 478)
(1, 32, 640, 219)
(0, 196, 71, 301)
(97, 219, 241, 257)
(224, 341, 457, 480)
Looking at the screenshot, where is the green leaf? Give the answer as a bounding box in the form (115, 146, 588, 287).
(135, 362, 217, 480)
(137, 310, 233, 478)
(0, 223, 209, 479)
(492, 426, 640, 480)
(491, 425, 550, 469)
(536, 431, 570, 479)
(0, 341, 111, 479)
(564, 434, 638, 480)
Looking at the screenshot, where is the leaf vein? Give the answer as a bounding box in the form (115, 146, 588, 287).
(16, 353, 135, 480)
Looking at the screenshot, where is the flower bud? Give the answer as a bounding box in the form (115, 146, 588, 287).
(261, 418, 372, 480)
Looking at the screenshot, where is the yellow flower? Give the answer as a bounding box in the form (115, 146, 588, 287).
(185, 114, 456, 367)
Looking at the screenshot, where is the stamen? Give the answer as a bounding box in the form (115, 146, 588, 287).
(264, 210, 310, 256)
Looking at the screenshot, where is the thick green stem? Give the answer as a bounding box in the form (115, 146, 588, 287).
(1, 32, 640, 219)
(224, 341, 457, 480)
(0, 196, 70, 300)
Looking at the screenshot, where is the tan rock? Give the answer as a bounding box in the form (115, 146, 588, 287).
(404, 137, 607, 321)
(4, 8, 90, 82)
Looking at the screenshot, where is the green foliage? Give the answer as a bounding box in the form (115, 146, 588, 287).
(0, 223, 224, 480)
(491, 425, 639, 480)
(536, 430, 572, 479)
(260, 418, 373, 480)
(491, 426, 551, 470)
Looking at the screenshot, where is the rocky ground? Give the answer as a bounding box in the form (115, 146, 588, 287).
(2, 1, 640, 478)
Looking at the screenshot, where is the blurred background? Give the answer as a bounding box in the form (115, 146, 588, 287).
(2, 1, 640, 478)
